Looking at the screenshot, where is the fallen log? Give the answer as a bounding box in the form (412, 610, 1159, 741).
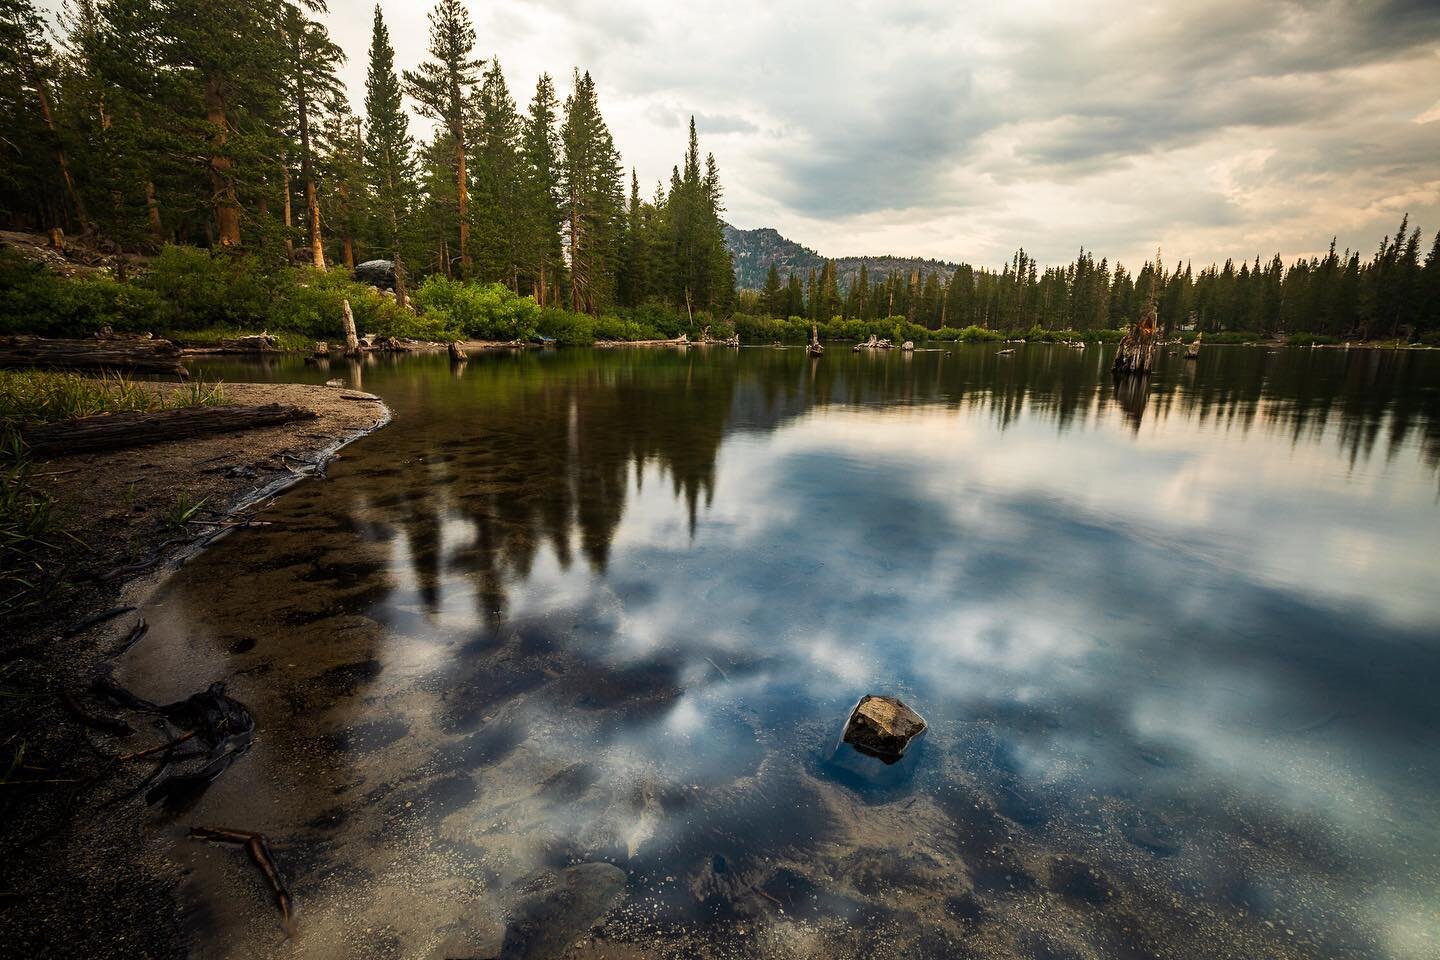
(216, 333, 281, 353)
(22, 403, 318, 456)
(0, 334, 188, 376)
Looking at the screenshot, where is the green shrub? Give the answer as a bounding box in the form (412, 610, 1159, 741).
(1201, 330, 1263, 344)
(139, 245, 282, 329)
(0, 250, 166, 336)
(413, 276, 540, 341)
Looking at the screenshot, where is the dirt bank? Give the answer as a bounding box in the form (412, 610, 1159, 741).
(0, 381, 390, 958)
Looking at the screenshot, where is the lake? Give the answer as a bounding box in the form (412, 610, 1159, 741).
(123, 343, 1440, 959)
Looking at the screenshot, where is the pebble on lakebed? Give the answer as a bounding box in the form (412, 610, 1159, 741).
(842, 694, 927, 763)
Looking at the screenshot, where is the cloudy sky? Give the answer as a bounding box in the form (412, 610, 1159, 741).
(50, 0, 1440, 268)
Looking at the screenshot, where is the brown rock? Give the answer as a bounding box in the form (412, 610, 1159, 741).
(843, 695, 927, 761)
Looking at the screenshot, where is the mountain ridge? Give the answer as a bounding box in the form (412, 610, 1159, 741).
(723, 223, 961, 291)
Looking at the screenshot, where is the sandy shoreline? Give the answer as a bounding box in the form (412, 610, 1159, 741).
(0, 380, 391, 957)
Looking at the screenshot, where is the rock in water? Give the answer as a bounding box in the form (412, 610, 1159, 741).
(843, 695, 927, 762)
(499, 863, 627, 960)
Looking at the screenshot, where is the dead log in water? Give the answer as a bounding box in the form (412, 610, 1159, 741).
(216, 333, 281, 353)
(0, 334, 188, 376)
(22, 403, 318, 456)
(1113, 248, 1162, 376)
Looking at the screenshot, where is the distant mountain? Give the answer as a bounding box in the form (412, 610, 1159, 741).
(723, 223, 960, 291)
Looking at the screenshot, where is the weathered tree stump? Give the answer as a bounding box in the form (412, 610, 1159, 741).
(341, 299, 361, 356)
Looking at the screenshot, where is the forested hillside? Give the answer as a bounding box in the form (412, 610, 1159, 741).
(724, 224, 958, 294)
(730, 227, 1440, 341)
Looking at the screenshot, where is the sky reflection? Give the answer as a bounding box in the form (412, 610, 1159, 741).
(150, 345, 1440, 958)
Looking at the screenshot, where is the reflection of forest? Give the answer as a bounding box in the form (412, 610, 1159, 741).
(337, 345, 1439, 619)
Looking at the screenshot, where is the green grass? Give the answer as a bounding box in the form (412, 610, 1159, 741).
(0, 370, 226, 427)
(0, 370, 226, 619)
(1, 433, 56, 616)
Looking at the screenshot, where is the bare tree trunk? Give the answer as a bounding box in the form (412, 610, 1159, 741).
(393, 252, 408, 309)
(281, 164, 294, 260)
(205, 76, 240, 247)
(455, 135, 470, 276)
(306, 178, 324, 268)
(337, 181, 354, 270)
(143, 181, 162, 242)
(341, 298, 359, 354)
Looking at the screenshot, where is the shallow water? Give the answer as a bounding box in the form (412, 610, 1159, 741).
(125, 344, 1440, 958)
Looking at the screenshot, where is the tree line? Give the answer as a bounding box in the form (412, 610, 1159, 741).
(746, 221, 1440, 341)
(0, 0, 734, 318)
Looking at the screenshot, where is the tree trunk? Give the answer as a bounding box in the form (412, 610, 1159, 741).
(205, 76, 240, 247)
(17, 45, 89, 231)
(341, 298, 359, 354)
(282, 163, 294, 260)
(306, 178, 324, 269)
(142, 180, 162, 242)
(393, 252, 408, 309)
(455, 135, 471, 276)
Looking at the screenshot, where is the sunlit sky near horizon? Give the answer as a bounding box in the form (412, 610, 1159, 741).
(39, 0, 1440, 269)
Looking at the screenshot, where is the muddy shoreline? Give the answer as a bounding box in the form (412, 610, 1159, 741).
(0, 381, 391, 958)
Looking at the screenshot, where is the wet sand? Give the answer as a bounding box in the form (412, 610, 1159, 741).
(0, 381, 390, 957)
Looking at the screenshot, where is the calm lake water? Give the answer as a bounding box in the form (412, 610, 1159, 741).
(126, 343, 1440, 959)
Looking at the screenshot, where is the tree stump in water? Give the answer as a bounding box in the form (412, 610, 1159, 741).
(341, 299, 361, 356)
(448, 341, 467, 362)
(1184, 332, 1202, 359)
(1113, 250, 1162, 376)
(808, 323, 825, 356)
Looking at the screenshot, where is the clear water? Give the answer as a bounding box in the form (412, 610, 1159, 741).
(125, 344, 1440, 959)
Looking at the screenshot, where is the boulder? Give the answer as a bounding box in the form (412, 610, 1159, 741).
(353, 259, 395, 287)
(842, 695, 926, 761)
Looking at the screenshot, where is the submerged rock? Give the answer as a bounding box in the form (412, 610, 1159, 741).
(499, 862, 626, 960)
(843, 695, 927, 762)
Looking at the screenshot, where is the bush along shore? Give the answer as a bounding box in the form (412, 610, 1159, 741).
(8, 242, 1431, 356)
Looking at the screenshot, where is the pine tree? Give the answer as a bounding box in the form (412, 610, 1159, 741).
(761, 262, 782, 316)
(363, 2, 416, 304)
(560, 70, 622, 314)
(618, 169, 651, 307)
(281, 2, 343, 268)
(518, 73, 564, 305)
(316, 88, 366, 270)
(1, 0, 89, 230)
(470, 58, 523, 287)
(404, 0, 482, 276)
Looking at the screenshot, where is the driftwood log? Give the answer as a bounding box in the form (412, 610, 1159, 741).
(0, 334, 187, 376)
(22, 403, 318, 456)
(216, 333, 281, 353)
